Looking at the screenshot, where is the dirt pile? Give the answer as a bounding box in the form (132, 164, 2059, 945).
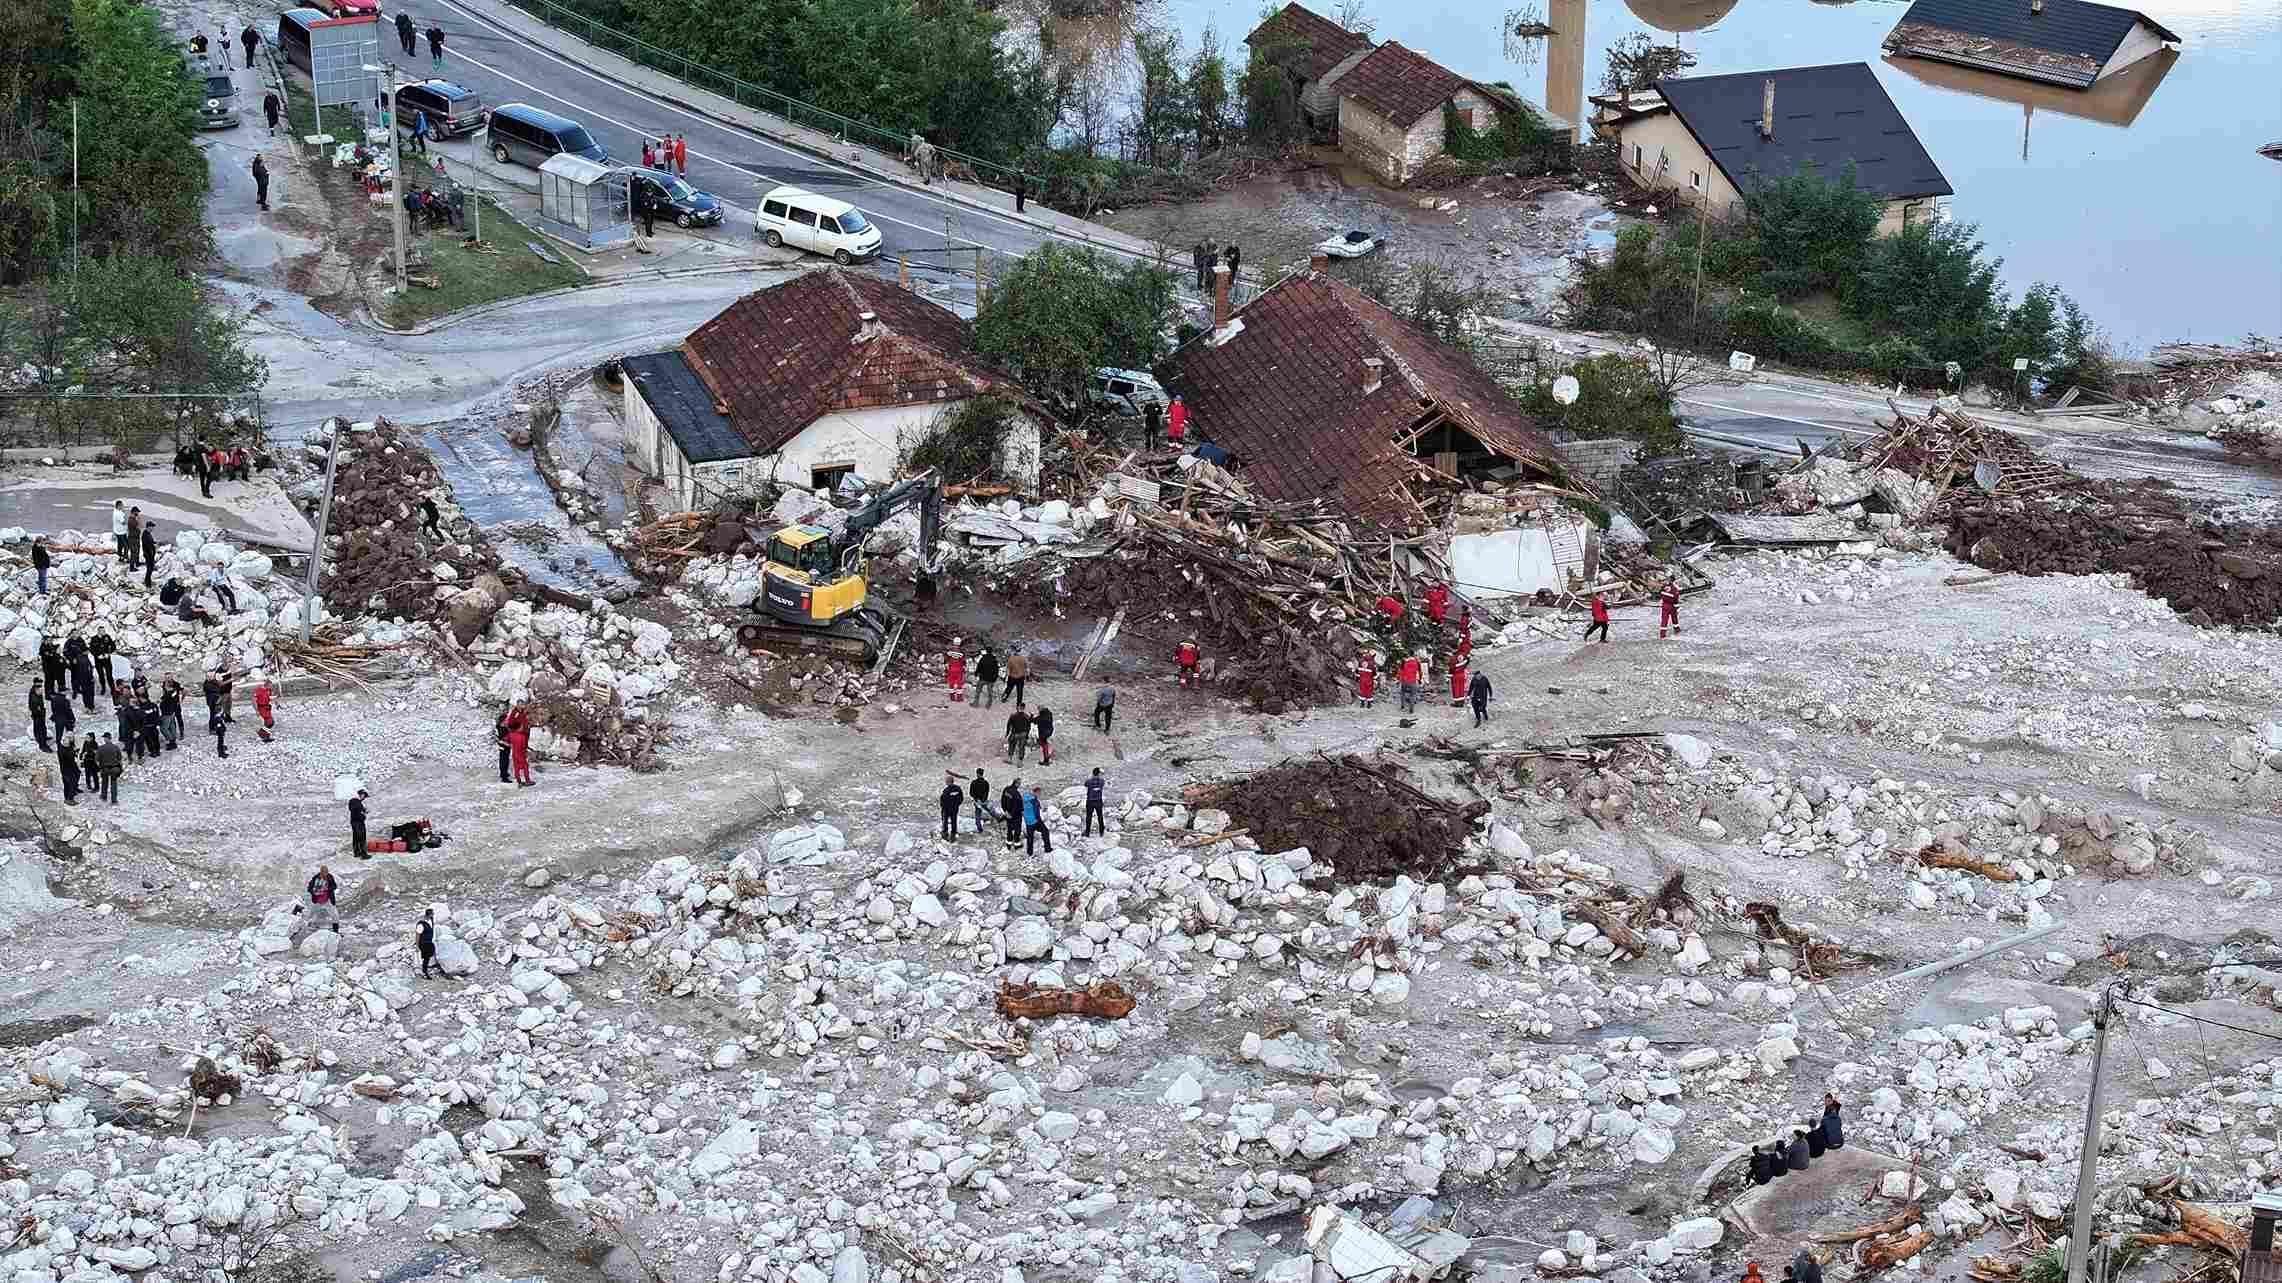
(1944, 483, 2282, 628)
(326, 418, 502, 622)
(1189, 756, 1487, 884)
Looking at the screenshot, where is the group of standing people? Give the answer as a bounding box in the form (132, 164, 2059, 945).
(493, 702, 536, 787)
(30, 646, 265, 802)
(1190, 240, 1241, 292)
(393, 13, 447, 70)
(189, 26, 260, 68)
(940, 764, 1107, 854)
(640, 134, 689, 176)
(175, 441, 255, 499)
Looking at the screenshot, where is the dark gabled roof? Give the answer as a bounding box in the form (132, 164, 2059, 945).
(1886, 0, 2178, 88)
(679, 269, 1026, 457)
(1654, 63, 1954, 201)
(1336, 42, 1473, 128)
(1157, 271, 1558, 529)
(1244, 3, 1374, 85)
(622, 351, 748, 465)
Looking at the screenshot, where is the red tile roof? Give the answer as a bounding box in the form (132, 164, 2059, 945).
(1244, 3, 1374, 85)
(1337, 42, 1473, 128)
(679, 270, 1023, 456)
(1158, 271, 1558, 528)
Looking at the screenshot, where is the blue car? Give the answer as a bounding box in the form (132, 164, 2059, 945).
(625, 167, 723, 229)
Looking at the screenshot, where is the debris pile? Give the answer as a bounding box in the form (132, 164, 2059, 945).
(1187, 756, 1488, 884)
(470, 598, 678, 766)
(311, 417, 497, 626)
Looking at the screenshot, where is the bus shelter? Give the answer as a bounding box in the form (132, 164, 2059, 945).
(535, 153, 629, 249)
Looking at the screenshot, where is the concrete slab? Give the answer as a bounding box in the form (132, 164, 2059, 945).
(1729, 1144, 1913, 1243)
(0, 466, 312, 550)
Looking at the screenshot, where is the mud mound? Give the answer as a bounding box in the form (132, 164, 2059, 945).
(1944, 485, 2282, 628)
(327, 418, 503, 623)
(1193, 756, 1487, 884)
(1056, 555, 1359, 711)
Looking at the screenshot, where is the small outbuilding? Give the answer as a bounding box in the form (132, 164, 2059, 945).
(1882, 0, 2181, 90)
(1243, 3, 1375, 131)
(1335, 42, 1520, 187)
(534, 153, 629, 249)
(1595, 62, 1952, 235)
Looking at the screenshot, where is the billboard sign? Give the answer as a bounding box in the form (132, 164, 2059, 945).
(309, 14, 381, 109)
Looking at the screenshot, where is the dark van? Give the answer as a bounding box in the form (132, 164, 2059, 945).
(485, 103, 607, 168)
(396, 80, 486, 140)
(275, 7, 325, 74)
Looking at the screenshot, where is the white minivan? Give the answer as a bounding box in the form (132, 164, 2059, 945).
(755, 186, 883, 264)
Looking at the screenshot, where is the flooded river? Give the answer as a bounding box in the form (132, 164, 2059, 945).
(1137, 0, 2281, 354)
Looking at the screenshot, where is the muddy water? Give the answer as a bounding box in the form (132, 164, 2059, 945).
(1124, 0, 2282, 354)
(420, 417, 638, 600)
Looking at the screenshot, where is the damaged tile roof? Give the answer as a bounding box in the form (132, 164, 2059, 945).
(1337, 42, 1473, 128)
(1244, 2, 1374, 86)
(679, 269, 1024, 456)
(1157, 271, 1558, 529)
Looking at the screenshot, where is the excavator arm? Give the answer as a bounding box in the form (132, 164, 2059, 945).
(831, 471, 942, 574)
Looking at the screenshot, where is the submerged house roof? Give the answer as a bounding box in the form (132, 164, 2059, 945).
(1243, 3, 1374, 85)
(1883, 0, 2181, 89)
(1652, 62, 1954, 200)
(1157, 270, 1559, 529)
(677, 269, 1027, 456)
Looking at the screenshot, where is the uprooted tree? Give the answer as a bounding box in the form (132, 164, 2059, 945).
(972, 243, 1179, 415)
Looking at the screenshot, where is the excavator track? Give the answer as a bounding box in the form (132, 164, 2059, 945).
(736, 606, 896, 664)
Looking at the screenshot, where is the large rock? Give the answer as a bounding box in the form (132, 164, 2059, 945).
(229, 551, 274, 581)
(432, 933, 479, 976)
(1003, 916, 1053, 960)
(1668, 1217, 1723, 1251)
(446, 573, 510, 648)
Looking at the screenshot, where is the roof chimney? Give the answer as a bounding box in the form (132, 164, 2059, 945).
(898, 257, 911, 290)
(1212, 262, 1233, 331)
(1761, 78, 1776, 139)
(1362, 357, 1384, 394)
(854, 310, 883, 343)
(1310, 251, 1330, 273)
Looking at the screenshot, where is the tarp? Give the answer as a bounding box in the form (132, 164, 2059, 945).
(1450, 525, 1579, 597)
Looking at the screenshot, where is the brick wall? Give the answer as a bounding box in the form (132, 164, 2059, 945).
(1556, 438, 1641, 489)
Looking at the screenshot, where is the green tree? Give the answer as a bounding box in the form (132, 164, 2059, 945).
(1737, 165, 1882, 299)
(1600, 33, 1695, 98)
(1519, 353, 1687, 454)
(1132, 28, 1193, 167)
(1188, 25, 1231, 153)
(1238, 45, 1303, 144)
(1844, 220, 2002, 368)
(69, 0, 208, 264)
(67, 253, 266, 393)
(973, 244, 1178, 412)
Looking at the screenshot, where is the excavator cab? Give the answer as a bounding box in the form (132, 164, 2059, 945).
(760, 525, 867, 625)
(745, 472, 944, 663)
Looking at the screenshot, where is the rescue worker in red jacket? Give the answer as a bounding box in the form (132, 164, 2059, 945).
(504, 702, 535, 786)
(1449, 643, 1470, 707)
(1424, 581, 1450, 625)
(1356, 653, 1377, 708)
(252, 673, 276, 742)
(1659, 579, 1682, 638)
(1166, 395, 1188, 445)
(1396, 652, 1424, 713)
(1176, 637, 1200, 687)
(1583, 591, 1611, 644)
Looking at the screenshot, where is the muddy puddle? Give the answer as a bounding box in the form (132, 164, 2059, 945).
(0, 1014, 96, 1049)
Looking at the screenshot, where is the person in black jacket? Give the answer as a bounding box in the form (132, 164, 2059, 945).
(1820, 1095, 1844, 1150)
(420, 497, 442, 538)
(118, 699, 141, 763)
(77, 735, 99, 800)
(1785, 1127, 1811, 1172)
(1033, 705, 1054, 765)
(999, 779, 1022, 846)
(1084, 767, 1106, 836)
(938, 776, 963, 841)
(416, 908, 439, 977)
(396, 10, 416, 56)
(63, 635, 95, 710)
(96, 734, 122, 804)
(968, 768, 991, 834)
(30, 539, 48, 596)
(57, 742, 79, 805)
(1804, 1113, 1828, 1158)
(349, 789, 369, 859)
(137, 696, 163, 759)
(47, 686, 74, 741)
(1747, 1143, 1773, 1185)
(494, 708, 513, 783)
(1005, 706, 1031, 764)
(159, 679, 183, 749)
(28, 679, 48, 752)
(974, 647, 1000, 709)
(140, 523, 158, 590)
(88, 633, 115, 704)
(1470, 670, 1492, 726)
(38, 639, 64, 692)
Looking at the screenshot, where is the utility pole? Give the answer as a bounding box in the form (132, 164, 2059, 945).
(71, 100, 79, 298)
(1690, 193, 1708, 331)
(2065, 985, 2119, 1283)
(389, 76, 406, 291)
(301, 423, 343, 643)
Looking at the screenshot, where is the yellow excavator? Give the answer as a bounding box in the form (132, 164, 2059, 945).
(736, 472, 943, 666)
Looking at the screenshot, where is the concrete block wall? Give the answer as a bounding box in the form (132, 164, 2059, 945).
(1556, 438, 1641, 489)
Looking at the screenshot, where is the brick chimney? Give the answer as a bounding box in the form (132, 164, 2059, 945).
(1362, 357, 1384, 394)
(854, 310, 882, 344)
(1761, 78, 1776, 139)
(1310, 251, 1330, 273)
(1212, 262, 1233, 330)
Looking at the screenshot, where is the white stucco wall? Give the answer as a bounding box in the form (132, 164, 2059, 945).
(624, 375, 664, 477)
(1614, 112, 1743, 212)
(1338, 99, 1447, 186)
(639, 398, 1046, 513)
(2099, 21, 2165, 79)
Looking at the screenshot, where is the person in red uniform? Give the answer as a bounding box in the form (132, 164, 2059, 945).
(1176, 637, 1200, 687)
(1448, 644, 1469, 707)
(1396, 652, 1423, 713)
(1166, 395, 1188, 445)
(1356, 653, 1377, 707)
(1583, 591, 1611, 644)
(946, 649, 967, 701)
(1659, 579, 1682, 638)
(505, 702, 535, 786)
(252, 674, 276, 742)
(1424, 582, 1450, 625)
(1374, 595, 1405, 625)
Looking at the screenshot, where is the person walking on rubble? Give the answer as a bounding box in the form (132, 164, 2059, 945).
(969, 767, 993, 833)
(1084, 767, 1106, 837)
(1000, 777, 1023, 846)
(253, 672, 276, 742)
(1583, 590, 1611, 644)
(1032, 704, 1054, 765)
(1005, 705, 1032, 765)
(77, 735, 99, 803)
(349, 789, 369, 859)
(505, 702, 536, 786)
(1001, 648, 1028, 706)
(1659, 578, 1682, 638)
(938, 774, 964, 841)
(1022, 785, 1051, 856)
(975, 646, 1001, 710)
(416, 908, 440, 977)
(1091, 685, 1115, 734)
(1469, 670, 1492, 727)
(1396, 651, 1422, 714)
(159, 678, 183, 749)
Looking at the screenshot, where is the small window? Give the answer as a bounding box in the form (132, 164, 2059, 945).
(1631, 143, 1641, 169)
(762, 199, 788, 219)
(1690, 171, 1701, 188)
(1108, 380, 1134, 396)
(811, 464, 855, 491)
(789, 208, 818, 228)
(818, 215, 842, 235)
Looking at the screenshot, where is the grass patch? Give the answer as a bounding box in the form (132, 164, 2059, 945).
(379, 200, 588, 328)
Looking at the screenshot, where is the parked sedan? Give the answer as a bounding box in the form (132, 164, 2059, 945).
(625, 168, 724, 228)
(1315, 229, 1386, 258)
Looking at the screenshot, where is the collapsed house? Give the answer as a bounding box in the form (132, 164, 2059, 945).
(620, 269, 1046, 511)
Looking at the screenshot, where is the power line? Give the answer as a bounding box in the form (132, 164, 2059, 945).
(2112, 993, 2282, 1047)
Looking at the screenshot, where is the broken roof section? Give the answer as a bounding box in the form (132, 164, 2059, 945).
(1697, 512, 1866, 545)
(1883, 0, 2182, 89)
(1156, 269, 1560, 530)
(679, 268, 1028, 456)
(1243, 2, 1374, 85)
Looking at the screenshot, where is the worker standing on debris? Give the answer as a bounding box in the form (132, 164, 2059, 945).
(1820, 1095, 1844, 1149)
(1002, 649, 1029, 706)
(1022, 785, 1051, 856)
(110, 500, 128, 562)
(1167, 395, 1188, 446)
(506, 702, 535, 786)
(1143, 400, 1163, 450)
(1469, 670, 1492, 727)
(938, 775, 964, 841)
(30, 538, 48, 595)
(1659, 578, 1681, 639)
(307, 865, 339, 932)
(1357, 653, 1376, 707)
(1091, 685, 1114, 733)
(1006, 705, 1032, 764)
(140, 523, 158, 590)
(1033, 705, 1054, 765)
(1396, 651, 1422, 713)
(1084, 767, 1106, 836)
(349, 789, 369, 859)
(420, 496, 443, 538)
(493, 707, 513, 784)
(975, 647, 1000, 710)
(1583, 591, 1611, 644)
(96, 733, 121, 804)
(1424, 580, 1450, 625)
(159, 678, 183, 749)
(945, 648, 965, 702)
(253, 673, 276, 743)
(47, 683, 74, 744)
(136, 693, 162, 758)
(64, 634, 95, 711)
(1176, 637, 1200, 688)
(416, 908, 439, 978)
(57, 739, 79, 805)
(124, 507, 142, 570)
(28, 679, 48, 752)
(1448, 642, 1469, 708)
(969, 768, 993, 833)
(999, 778, 1023, 846)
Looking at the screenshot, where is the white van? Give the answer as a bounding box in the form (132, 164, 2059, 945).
(755, 185, 883, 264)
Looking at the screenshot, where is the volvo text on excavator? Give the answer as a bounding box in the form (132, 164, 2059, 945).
(737, 472, 943, 664)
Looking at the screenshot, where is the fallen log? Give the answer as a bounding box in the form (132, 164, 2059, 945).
(1919, 847, 2019, 881)
(996, 980, 1136, 1021)
(1859, 1229, 1933, 1272)
(1817, 1204, 1923, 1244)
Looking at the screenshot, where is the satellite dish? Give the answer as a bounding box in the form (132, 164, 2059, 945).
(1552, 375, 1581, 406)
(1973, 461, 2002, 491)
